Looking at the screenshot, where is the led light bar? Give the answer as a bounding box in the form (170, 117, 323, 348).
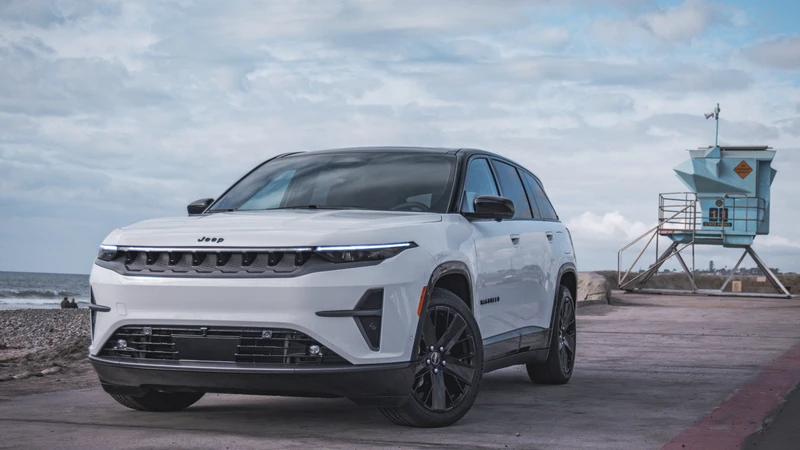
(314, 242, 415, 252)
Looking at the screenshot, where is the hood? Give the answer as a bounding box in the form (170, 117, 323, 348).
(104, 210, 443, 248)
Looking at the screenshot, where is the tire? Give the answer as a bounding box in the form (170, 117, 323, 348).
(380, 288, 483, 427)
(109, 390, 205, 412)
(526, 285, 576, 385)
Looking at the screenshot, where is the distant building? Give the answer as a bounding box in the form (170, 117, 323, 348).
(709, 260, 714, 273)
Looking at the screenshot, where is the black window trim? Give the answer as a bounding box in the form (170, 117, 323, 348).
(488, 158, 537, 221)
(457, 156, 501, 215)
(517, 168, 543, 220)
(519, 169, 560, 222)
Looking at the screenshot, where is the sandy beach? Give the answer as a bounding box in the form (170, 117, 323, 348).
(0, 309, 95, 399)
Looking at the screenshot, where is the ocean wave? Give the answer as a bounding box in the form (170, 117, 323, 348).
(0, 298, 89, 310)
(0, 289, 81, 299)
(0, 298, 62, 305)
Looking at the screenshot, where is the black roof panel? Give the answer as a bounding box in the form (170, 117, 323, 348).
(281, 146, 505, 159)
(305, 146, 458, 154)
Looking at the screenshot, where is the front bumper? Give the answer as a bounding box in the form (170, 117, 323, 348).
(91, 355, 414, 406)
(89, 248, 435, 365)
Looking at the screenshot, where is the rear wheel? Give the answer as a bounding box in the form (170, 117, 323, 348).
(110, 390, 204, 412)
(380, 288, 483, 427)
(526, 285, 576, 385)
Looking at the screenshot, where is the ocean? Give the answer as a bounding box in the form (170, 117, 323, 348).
(0, 271, 91, 310)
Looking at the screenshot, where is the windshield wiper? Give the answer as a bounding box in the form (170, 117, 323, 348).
(264, 205, 368, 211)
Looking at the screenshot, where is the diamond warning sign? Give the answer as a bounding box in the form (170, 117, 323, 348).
(734, 161, 753, 179)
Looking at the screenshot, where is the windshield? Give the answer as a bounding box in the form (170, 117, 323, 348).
(210, 152, 457, 213)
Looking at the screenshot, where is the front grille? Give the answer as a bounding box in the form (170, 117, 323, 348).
(110, 249, 312, 276)
(100, 325, 349, 365)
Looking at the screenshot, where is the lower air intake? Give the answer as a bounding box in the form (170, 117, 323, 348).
(355, 289, 383, 350)
(100, 325, 349, 366)
(357, 316, 382, 350)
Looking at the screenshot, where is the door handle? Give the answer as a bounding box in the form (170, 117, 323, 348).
(546, 232, 554, 242)
(510, 234, 520, 246)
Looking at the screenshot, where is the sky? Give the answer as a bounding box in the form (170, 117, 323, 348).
(1, 0, 799, 276)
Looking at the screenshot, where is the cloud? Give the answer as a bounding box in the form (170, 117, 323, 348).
(777, 118, 800, 137)
(745, 35, 800, 70)
(0, 0, 798, 274)
(499, 56, 752, 92)
(592, 0, 731, 44)
(758, 235, 800, 251)
(0, 0, 121, 27)
(566, 211, 650, 241)
(641, 0, 726, 42)
(515, 26, 572, 52)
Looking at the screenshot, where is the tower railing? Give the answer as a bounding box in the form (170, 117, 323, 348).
(617, 193, 788, 298)
(656, 192, 766, 234)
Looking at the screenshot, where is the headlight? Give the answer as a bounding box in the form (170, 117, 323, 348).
(97, 244, 119, 261)
(314, 242, 416, 263)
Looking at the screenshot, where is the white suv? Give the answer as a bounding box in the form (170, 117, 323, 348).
(89, 147, 577, 427)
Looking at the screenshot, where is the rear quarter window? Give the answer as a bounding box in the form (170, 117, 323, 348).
(523, 172, 558, 220)
(492, 160, 533, 219)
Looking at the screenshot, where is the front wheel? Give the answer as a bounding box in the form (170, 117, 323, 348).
(380, 288, 483, 427)
(526, 285, 576, 385)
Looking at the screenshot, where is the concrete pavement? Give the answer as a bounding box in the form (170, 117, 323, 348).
(1, 293, 799, 449)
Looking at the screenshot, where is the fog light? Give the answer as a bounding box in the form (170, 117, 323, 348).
(115, 339, 127, 349)
(142, 327, 152, 336)
(308, 344, 321, 356)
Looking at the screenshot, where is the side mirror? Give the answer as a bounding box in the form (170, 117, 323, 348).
(187, 198, 214, 216)
(464, 195, 515, 221)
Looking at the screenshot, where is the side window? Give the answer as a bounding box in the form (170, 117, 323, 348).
(523, 173, 558, 220)
(461, 159, 499, 213)
(492, 161, 533, 219)
(239, 170, 295, 210)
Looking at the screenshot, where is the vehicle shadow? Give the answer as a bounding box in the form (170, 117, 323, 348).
(103, 368, 540, 442)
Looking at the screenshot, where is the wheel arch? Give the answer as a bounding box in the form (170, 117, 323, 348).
(411, 261, 474, 358)
(429, 262, 473, 311)
(549, 263, 577, 330)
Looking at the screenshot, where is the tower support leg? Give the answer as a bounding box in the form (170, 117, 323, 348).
(675, 251, 698, 292)
(745, 246, 792, 298)
(627, 242, 679, 289)
(719, 250, 748, 293)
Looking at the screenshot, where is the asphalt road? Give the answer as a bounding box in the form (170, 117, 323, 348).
(1, 293, 799, 449)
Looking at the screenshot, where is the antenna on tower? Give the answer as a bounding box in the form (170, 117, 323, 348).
(704, 103, 721, 147)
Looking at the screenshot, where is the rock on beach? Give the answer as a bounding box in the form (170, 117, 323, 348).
(0, 309, 90, 351)
(0, 309, 91, 386)
(577, 272, 612, 304)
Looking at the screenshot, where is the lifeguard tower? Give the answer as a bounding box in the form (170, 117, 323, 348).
(618, 105, 791, 298)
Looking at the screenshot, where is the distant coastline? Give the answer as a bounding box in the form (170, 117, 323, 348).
(0, 269, 90, 277)
(0, 271, 90, 310)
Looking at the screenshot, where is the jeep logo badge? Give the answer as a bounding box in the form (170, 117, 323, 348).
(198, 236, 224, 243)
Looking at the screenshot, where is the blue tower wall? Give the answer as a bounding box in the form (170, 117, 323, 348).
(671, 146, 777, 247)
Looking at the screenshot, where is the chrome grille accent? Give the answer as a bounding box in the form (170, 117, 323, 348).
(115, 247, 313, 275)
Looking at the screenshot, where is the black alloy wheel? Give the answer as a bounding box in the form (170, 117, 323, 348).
(380, 288, 483, 427)
(527, 285, 576, 385)
(412, 302, 477, 412)
(556, 290, 576, 374)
